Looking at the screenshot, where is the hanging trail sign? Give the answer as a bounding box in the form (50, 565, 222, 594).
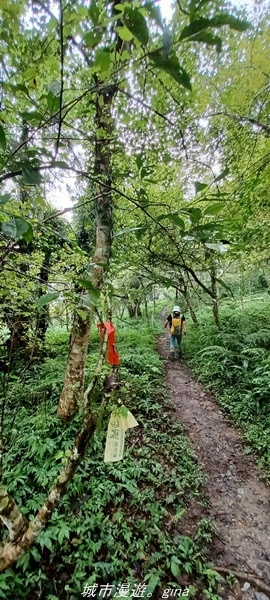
(104, 409, 139, 463)
(97, 321, 120, 366)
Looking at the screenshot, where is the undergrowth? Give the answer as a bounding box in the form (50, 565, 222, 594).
(0, 320, 223, 599)
(185, 297, 270, 478)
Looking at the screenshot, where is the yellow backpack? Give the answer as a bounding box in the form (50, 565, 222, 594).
(170, 317, 182, 336)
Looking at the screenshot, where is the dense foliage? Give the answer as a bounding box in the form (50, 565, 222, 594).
(185, 295, 270, 479)
(0, 320, 223, 599)
(0, 0, 270, 596)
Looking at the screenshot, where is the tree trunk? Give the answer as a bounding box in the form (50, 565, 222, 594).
(210, 264, 219, 328)
(33, 249, 52, 355)
(5, 121, 33, 355)
(128, 303, 135, 318)
(239, 267, 244, 308)
(205, 249, 220, 328)
(5, 316, 30, 355)
(181, 289, 199, 325)
(135, 300, 141, 317)
(144, 299, 149, 321)
(57, 85, 117, 419)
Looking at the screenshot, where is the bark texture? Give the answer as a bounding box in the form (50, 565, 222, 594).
(182, 289, 199, 325)
(206, 250, 219, 328)
(0, 486, 28, 542)
(210, 265, 219, 328)
(57, 85, 117, 419)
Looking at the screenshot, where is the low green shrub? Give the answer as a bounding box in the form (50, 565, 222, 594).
(185, 298, 270, 477)
(0, 318, 220, 600)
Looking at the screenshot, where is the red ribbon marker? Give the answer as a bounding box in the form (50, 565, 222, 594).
(97, 322, 120, 366)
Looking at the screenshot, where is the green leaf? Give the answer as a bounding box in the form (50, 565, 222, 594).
(135, 153, 144, 169)
(211, 13, 250, 31)
(150, 50, 192, 90)
(186, 207, 202, 223)
(78, 279, 101, 299)
(137, 187, 149, 206)
(157, 212, 185, 229)
(2, 219, 17, 239)
(0, 124, 6, 151)
(2, 217, 31, 240)
(18, 551, 30, 573)
(117, 26, 134, 41)
(171, 558, 181, 578)
(93, 48, 111, 74)
(58, 524, 70, 544)
(145, 573, 160, 595)
(89, 0, 100, 25)
(47, 92, 61, 115)
(114, 3, 124, 12)
(30, 546, 41, 562)
(194, 221, 224, 232)
(16, 219, 31, 239)
(81, 293, 100, 307)
(189, 31, 222, 52)
(181, 14, 250, 38)
(77, 309, 88, 320)
(216, 277, 233, 296)
(195, 181, 208, 193)
(5, 83, 28, 95)
(143, 2, 163, 28)
(204, 203, 224, 216)
(180, 18, 212, 40)
(54, 450, 64, 460)
(50, 228, 72, 244)
(214, 167, 229, 182)
(22, 166, 42, 185)
(22, 222, 33, 243)
(123, 7, 149, 46)
(163, 26, 173, 57)
(135, 226, 148, 240)
(168, 214, 185, 229)
(20, 110, 43, 124)
(0, 193, 11, 206)
(24, 66, 36, 80)
(35, 292, 59, 308)
(43, 534, 53, 552)
(118, 405, 128, 418)
(189, 0, 210, 19)
(84, 30, 102, 48)
(50, 160, 69, 169)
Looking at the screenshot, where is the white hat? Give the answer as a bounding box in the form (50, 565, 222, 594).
(173, 306, 181, 313)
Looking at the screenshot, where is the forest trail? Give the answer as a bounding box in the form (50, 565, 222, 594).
(157, 331, 270, 600)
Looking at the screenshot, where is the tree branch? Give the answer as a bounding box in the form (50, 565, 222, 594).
(42, 192, 111, 222)
(208, 111, 270, 135)
(55, 0, 65, 158)
(0, 485, 28, 542)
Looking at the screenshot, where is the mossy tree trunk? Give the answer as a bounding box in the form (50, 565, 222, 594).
(57, 86, 117, 419)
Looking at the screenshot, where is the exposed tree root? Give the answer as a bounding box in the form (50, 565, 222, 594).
(214, 566, 270, 596)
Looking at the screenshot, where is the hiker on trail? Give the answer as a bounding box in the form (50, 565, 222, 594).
(164, 306, 187, 359)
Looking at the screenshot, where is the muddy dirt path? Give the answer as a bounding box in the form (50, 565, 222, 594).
(158, 332, 270, 600)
